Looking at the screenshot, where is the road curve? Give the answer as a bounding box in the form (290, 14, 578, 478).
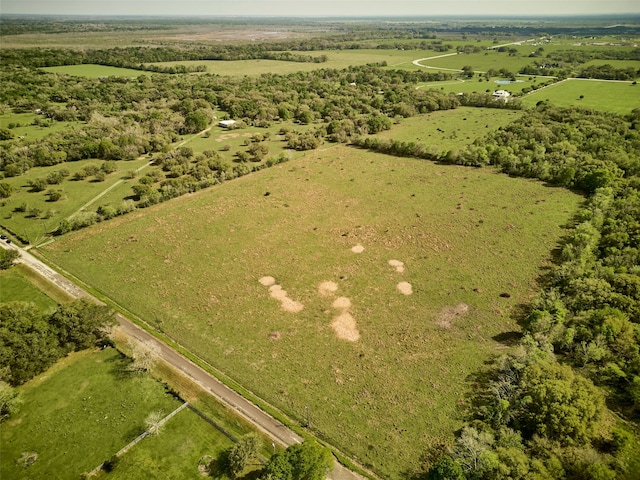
(1, 240, 367, 480)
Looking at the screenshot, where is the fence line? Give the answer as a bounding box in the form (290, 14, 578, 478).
(87, 402, 189, 477)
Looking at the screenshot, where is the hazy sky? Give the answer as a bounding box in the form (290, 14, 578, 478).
(2, 1, 638, 17)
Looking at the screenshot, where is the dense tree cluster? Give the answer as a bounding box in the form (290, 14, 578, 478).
(0, 299, 115, 386)
(0, 61, 459, 202)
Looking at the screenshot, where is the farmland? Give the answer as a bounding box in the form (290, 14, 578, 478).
(41, 146, 582, 476)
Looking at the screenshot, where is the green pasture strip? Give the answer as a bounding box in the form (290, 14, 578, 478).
(93, 407, 235, 480)
(0, 265, 59, 311)
(42, 146, 581, 478)
(0, 347, 182, 480)
(146, 49, 434, 76)
(13, 262, 75, 304)
(418, 76, 547, 95)
(0, 112, 78, 141)
(414, 50, 535, 73)
(581, 58, 640, 71)
(0, 157, 150, 244)
(376, 107, 523, 152)
(522, 79, 640, 114)
(41, 64, 147, 78)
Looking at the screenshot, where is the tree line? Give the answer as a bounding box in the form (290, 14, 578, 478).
(416, 105, 640, 479)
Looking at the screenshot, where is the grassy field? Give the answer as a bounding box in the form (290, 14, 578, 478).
(0, 264, 60, 312)
(522, 79, 640, 114)
(92, 407, 236, 480)
(418, 76, 551, 95)
(378, 107, 522, 152)
(41, 145, 582, 478)
(0, 347, 183, 480)
(42, 64, 148, 78)
(0, 112, 78, 141)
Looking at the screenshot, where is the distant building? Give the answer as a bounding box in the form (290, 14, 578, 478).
(492, 90, 511, 102)
(219, 120, 237, 128)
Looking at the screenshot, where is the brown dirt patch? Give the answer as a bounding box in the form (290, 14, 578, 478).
(436, 303, 470, 328)
(389, 259, 405, 273)
(268, 332, 281, 340)
(351, 244, 365, 253)
(331, 312, 360, 342)
(332, 296, 352, 310)
(258, 276, 276, 286)
(397, 282, 413, 295)
(267, 284, 304, 313)
(318, 281, 339, 296)
(215, 132, 252, 142)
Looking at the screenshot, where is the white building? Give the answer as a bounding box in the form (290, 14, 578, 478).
(492, 90, 511, 102)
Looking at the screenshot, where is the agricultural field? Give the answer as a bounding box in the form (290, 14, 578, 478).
(521, 78, 640, 113)
(42, 64, 146, 78)
(376, 107, 522, 152)
(418, 75, 556, 94)
(0, 347, 184, 480)
(41, 146, 582, 477)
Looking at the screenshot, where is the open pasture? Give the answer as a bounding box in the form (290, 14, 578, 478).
(42, 146, 581, 477)
(418, 76, 542, 95)
(414, 50, 536, 74)
(42, 64, 147, 78)
(522, 78, 640, 114)
(0, 347, 182, 480)
(377, 107, 522, 152)
(146, 49, 436, 76)
(0, 112, 78, 141)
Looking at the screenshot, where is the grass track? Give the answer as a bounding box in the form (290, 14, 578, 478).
(42, 146, 581, 478)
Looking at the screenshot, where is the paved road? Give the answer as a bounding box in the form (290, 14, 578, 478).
(1, 240, 367, 480)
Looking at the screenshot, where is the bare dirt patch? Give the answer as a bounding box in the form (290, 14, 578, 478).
(397, 282, 413, 295)
(268, 284, 304, 313)
(332, 296, 352, 310)
(331, 312, 360, 342)
(268, 331, 281, 340)
(389, 259, 405, 273)
(259, 276, 276, 286)
(318, 281, 339, 296)
(215, 132, 252, 142)
(351, 244, 365, 253)
(436, 303, 470, 328)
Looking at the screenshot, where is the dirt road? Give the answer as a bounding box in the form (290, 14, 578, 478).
(1, 240, 366, 480)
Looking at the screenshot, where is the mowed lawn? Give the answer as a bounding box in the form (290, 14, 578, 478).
(0, 348, 182, 480)
(42, 146, 582, 478)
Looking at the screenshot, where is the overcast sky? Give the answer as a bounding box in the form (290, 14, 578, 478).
(2, 1, 638, 17)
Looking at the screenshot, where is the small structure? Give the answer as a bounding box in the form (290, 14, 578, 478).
(492, 90, 511, 102)
(219, 119, 237, 128)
